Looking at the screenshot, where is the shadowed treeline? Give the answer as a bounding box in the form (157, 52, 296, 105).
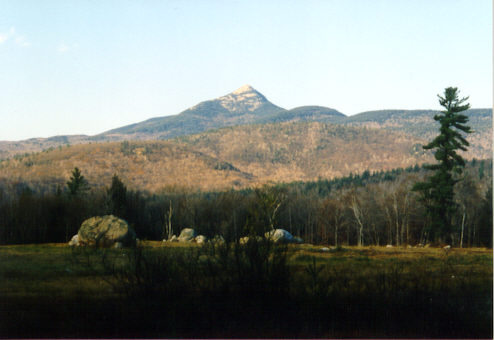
(0, 160, 491, 247)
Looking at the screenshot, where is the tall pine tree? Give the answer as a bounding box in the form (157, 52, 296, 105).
(413, 87, 471, 244)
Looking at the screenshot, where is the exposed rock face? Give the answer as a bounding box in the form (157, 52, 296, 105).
(218, 84, 268, 113)
(178, 228, 197, 242)
(77, 215, 136, 247)
(265, 229, 295, 243)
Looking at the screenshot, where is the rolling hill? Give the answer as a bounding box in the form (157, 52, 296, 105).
(0, 122, 434, 192)
(343, 108, 492, 159)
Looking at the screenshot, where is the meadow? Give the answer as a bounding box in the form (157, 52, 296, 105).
(0, 241, 491, 338)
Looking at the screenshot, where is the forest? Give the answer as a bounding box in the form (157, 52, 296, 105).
(0, 159, 491, 248)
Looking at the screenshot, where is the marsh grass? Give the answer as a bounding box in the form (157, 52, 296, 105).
(0, 243, 491, 338)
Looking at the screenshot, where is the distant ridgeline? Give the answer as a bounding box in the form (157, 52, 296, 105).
(0, 85, 491, 161)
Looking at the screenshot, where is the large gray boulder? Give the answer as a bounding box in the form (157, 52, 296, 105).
(265, 229, 295, 243)
(77, 215, 136, 247)
(178, 228, 197, 242)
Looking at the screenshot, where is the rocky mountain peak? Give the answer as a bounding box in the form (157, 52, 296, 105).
(218, 85, 268, 113)
(232, 84, 257, 95)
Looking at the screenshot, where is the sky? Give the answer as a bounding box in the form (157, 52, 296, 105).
(0, 0, 491, 141)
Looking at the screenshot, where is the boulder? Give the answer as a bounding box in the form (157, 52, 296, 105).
(169, 235, 179, 242)
(195, 235, 207, 244)
(78, 215, 136, 248)
(68, 234, 80, 247)
(265, 229, 294, 243)
(178, 228, 197, 242)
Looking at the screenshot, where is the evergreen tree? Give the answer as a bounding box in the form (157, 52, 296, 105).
(108, 174, 127, 218)
(412, 87, 472, 243)
(66, 167, 89, 196)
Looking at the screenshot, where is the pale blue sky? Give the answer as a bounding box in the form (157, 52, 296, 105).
(0, 0, 491, 141)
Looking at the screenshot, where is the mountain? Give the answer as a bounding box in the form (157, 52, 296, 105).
(101, 84, 286, 139)
(254, 106, 345, 124)
(175, 121, 432, 184)
(0, 85, 491, 161)
(0, 122, 433, 192)
(343, 109, 492, 159)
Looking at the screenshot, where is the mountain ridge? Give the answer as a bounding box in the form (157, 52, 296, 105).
(0, 85, 491, 160)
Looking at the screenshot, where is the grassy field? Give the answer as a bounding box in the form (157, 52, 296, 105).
(0, 242, 492, 338)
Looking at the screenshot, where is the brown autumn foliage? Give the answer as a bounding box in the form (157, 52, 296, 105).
(0, 122, 436, 192)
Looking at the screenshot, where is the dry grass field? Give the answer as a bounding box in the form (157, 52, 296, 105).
(0, 242, 491, 338)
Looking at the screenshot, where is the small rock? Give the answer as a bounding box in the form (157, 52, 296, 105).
(386, 244, 393, 248)
(195, 235, 207, 244)
(321, 247, 330, 252)
(443, 245, 451, 250)
(293, 236, 304, 244)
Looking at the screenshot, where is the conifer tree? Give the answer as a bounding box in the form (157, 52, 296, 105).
(413, 87, 471, 244)
(108, 174, 127, 218)
(66, 167, 89, 196)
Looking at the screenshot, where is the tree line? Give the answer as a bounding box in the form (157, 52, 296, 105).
(0, 87, 491, 247)
(0, 159, 490, 247)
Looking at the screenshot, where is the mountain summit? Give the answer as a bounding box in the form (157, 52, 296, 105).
(103, 85, 285, 139)
(215, 84, 273, 114)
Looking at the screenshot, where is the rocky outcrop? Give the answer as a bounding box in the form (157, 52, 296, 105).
(77, 215, 136, 247)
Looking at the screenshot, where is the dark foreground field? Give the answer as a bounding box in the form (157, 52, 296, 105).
(0, 242, 492, 338)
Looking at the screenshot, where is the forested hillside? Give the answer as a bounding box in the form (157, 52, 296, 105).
(176, 122, 432, 183)
(344, 108, 492, 159)
(0, 122, 434, 192)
